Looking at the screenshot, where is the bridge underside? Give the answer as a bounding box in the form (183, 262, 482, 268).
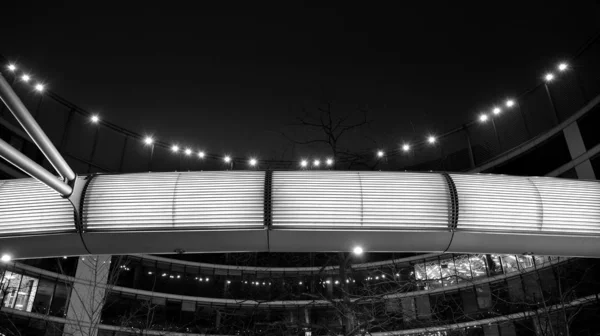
(1, 171, 598, 259)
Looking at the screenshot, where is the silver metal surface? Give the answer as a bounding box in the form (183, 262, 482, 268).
(0, 137, 73, 196)
(0, 73, 76, 182)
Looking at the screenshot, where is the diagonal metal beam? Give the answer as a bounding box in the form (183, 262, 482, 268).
(0, 73, 76, 182)
(0, 137, 72, 196)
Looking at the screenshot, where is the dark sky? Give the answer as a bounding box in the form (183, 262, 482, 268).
(3, 1, 600, 160)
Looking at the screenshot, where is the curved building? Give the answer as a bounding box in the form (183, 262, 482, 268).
(1, 41, 600, 336)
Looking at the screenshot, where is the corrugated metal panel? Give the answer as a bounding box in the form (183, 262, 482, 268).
(83, 172, 265, 230)
(451, 174, 543, 232)
(272, 171, 449, 229)
(531, 177, 600, 234)
(0, 178, 74, 236)
(452, 174, 600, 235)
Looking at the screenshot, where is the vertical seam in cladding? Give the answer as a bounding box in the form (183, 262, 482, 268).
(441, 173, 459, 230)
(264, 171, 272, 251)
(79, 174, 96, 233)
(171, 173, 182, 228)
(528, 177, 544, 232)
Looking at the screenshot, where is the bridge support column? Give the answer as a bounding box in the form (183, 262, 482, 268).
(63, 255, 111, 336)
(562, 122, 596, 179)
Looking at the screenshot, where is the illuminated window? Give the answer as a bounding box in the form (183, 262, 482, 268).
(1, 271, 39, 312)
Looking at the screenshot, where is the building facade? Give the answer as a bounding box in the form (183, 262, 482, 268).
(1, 40, 600, 336)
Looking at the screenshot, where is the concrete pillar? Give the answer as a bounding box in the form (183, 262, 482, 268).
(63, 255, 111, 336)
(563, 123, 596, 179)
(304, 307, 310, 324)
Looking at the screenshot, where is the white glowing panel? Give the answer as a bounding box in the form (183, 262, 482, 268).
(272, 171, 449, 229)
(84, 172, 264, 230)
(451, 174, 542, 232)
(452, 174, 600, 235)
(530, 177, 600, 234)
(0, 178, 75, 236)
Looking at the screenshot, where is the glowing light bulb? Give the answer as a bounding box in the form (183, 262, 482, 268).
(544, 73, 554, 82)
(313, 159, 320, 167)
(506, 99, 515, 108)
(377, 150, 385, 158)
(427, 135, 436, 144)
(34, 84, 45, 92)
(90, 115, 100, 123)
(300, 160, 308, 167)
(558, 63, 568, 71)
(224, 156, 231, 163)
(227, 280, 231, 284)
(479, 114, 488, 122)
(171, 145, 180, 153)
(402, 144, 410, 152)
(144, 136, 154, 145)
(7, 64, 17, 71)
(184, 148, 192, 156)
(492, 107, 501, 115)
(326, 158, 333, 166)
(21, 74, 31, 82)
(0, 254, 11, 263)
(353, 246, 363, 255)
(249, 158, 257, 166)
(198, 151, 205, 158)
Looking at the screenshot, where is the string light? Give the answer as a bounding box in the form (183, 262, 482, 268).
(558, 63, 568, 71)
(2, 58, 575, 168)
(184, 148, 192, 156)
(171, 145, 180, 153)
(224, 156, 231, 163)
(249, 158, 257, 166)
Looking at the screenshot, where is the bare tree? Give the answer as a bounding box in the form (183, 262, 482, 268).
(282, 103, 377, 169)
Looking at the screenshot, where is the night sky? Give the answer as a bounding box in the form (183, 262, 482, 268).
(3, 2, 600, 160)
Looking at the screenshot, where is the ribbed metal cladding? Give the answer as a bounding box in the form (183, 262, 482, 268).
(83, 172, 265, 230)
(451, 174, 543, 232)
(451, 174, 600, 235)
(0, 178, 75, 236)
(272, 171, 450, 229)
(530, 177, 600, 234)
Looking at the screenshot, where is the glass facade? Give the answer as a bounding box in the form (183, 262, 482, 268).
(4, 253, 598, 335)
